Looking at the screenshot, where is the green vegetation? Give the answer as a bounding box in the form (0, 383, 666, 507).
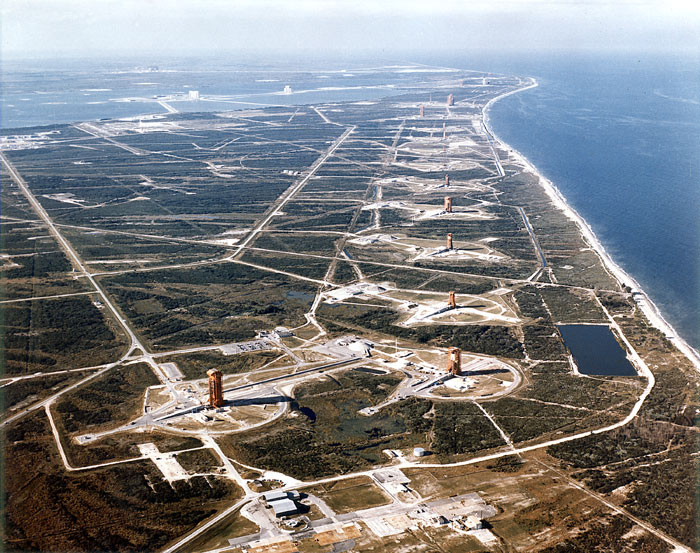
(55, 363, 158, 433)
(332, 259, 359, 284)
(176, 448, 223, 473)
(219, 370, 411, 479)
(0, 275, 88, 303)
(539, 287, 607, 323)
(514, 287, 549, 320)
(485, 398, 579, 443)
(0, 250, 72, 279)
(513, 287, 569, 360)
(432, 402, 505, 455)
(240, 250, 331, 280)
(2, 295, 125, 375)
(522, 373, 638, 410)
(540, 515, 669, 553)
(548, 422, 698, 548)
(101, 264, 317, 350)
(62, 431, 204, 468)
(303, 476, 391, 514)
(3, 414, 241, 553)
(251, 232, 339, 255)
(523, 324, 568, 360)
(184, 508, 259, 552)
(317, 303, 524, 358)
(3, 372, 85, 411)
(597, 291, 635, 316)
(159, 350, 281, 380)
(3, 78, 696, 553)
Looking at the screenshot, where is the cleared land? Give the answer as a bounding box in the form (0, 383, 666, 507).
(2, 66, 698, 553)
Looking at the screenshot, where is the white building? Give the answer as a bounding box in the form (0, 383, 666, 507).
(188, 90, 200, 100)
(465, 515, 483, 530)
(283, 85, 292, 94)
(274, 326, 294, 338)
(271, 498, 299, 517)
(262, 490, 302, 518)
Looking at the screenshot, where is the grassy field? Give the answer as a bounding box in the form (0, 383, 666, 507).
(302, 476, 391, 514)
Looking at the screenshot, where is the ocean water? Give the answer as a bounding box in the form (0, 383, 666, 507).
(480, 53, 700, 349)
(2, 54, 698, 349)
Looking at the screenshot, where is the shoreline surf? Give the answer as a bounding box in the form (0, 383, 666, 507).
(483, 80, 700, 373)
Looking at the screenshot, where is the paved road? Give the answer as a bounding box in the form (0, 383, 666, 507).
(223, 357, 360, 394)
(538, 459, 693, 553)
(518, 206, 547, 268)
(0, 364, 107, 386)
(0, 152, 175, 420)
(0, 290, 97, 304)
(228, 125, 355, 260)
(3, 81, 681, 553)
(0, 364, 118, 429)
(1, 152, 143, 356)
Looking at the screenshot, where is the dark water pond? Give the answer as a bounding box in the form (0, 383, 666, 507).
(557, 324, 637, 376)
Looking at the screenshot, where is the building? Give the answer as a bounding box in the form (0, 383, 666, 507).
(465, 515, 483, 530)
(444, 197, 452, 213)
(283, 85, 292, 94)
(207, 369, 224, 408)
(263, 490, 300, 502)
(271, 498, 299, 517)
(263, 491, 288, 503)
(188, 90, 199, 100)
(263, 490, 302, 518)
(274, 326, 294, 338)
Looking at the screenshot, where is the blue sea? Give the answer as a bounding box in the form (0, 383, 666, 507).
(476, 53, 700, 349)
(2, 53, 698, 348)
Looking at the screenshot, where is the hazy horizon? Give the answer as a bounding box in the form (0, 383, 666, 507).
(3, 0, 700, 62)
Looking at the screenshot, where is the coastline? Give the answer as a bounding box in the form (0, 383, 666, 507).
(483, 80, 700, 373)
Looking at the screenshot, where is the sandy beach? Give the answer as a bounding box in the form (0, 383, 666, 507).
(483, 80, 700, 373)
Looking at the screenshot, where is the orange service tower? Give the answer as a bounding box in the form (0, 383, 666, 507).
(448, 291, 456, 309)
(447, 347, 462, 376)
(447, 94, 454, 106)
(445, 173, 450, 186)
(444, 196, 452, 213)
(207, 368, 224, 408)
(419, 104, 425, 117)
(446, 233, 453, 249)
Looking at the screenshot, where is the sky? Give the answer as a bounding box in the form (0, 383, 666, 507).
(2, 0, 700, 60)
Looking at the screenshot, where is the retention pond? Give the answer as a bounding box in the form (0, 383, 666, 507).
(557, 324, 637, 376)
